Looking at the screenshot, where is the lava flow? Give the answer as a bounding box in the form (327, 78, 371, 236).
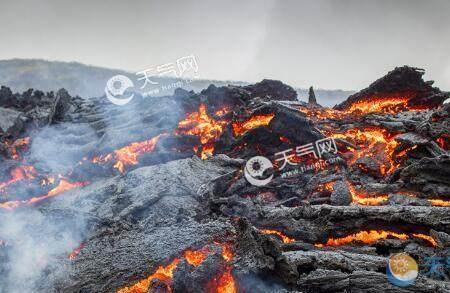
(175, 104, 229, 159)
(4, 137, 30, 159)
(0, 178, 90, 210)
(69, 243, 85, 260)
(330, 127, 400, 176)
(232, 113, 275, 136)
(0, 165, 37, 192)
(92, 134, 165, 173)
(346, 181, 388, 206)
(117, 243, 236, 293)
(315, 230, 437, 247)
(259, 229, 295, 243)
(344, 93, 416, 115)
(299, 93, 421, 122)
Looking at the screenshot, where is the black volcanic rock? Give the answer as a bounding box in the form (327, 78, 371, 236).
(0, 108, 25, 137)
(335, 66, 449, 111)
(308, 86, 317, 105)
(244, 79, 298, 101)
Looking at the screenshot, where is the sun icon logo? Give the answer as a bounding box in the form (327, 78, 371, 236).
(387, 253, 418, 287)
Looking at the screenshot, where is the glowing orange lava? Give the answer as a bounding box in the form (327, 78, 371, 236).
(344, 95, 413, 115)
(298, 107, 347, 121)
(331, 127, 400, 175)
(428, 199, 450, 207)
(69, 243, 85, 260)
(346, 181, 388, 206)
(232, 114, 275, 136)
(92, 134, 165, 173)
(316, 181, 335, 193)
(315, 230, 436, 247)
(259, 229, 295, 243)
(0, 179, 90, 210)
(4, 137, 30, 159)
(412, 233, 438, 247)
(117, 243, 236, 293)
(436, 134, 450, 150)
(0, 165, 37, 192)
(117, 258, 181, 293)
(175, 104, 229, 159)
(208, 267, 237, 293)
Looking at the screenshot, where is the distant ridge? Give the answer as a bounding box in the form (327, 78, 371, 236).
(0, 59, 353, 106)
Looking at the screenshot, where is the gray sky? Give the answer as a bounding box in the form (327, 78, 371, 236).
(1, 0, 449, 90)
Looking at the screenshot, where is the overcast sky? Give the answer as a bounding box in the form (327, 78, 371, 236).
(1, 0, 449, 90)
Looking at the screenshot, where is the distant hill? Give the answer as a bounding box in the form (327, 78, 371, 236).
(0, 59, 353, 106)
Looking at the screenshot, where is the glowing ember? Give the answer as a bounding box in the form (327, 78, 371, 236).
(315, 230, 437, 247)
(412, 233, 438, 247)
(214, 242, 234, 262)
(92, 134, 165, 173)
(0, 179, 90, 210)
(232, 114, 275, 136)
(0, 165, 37, 192)
(331, 127, 399, 175)
(185, 249, 208, 267)
(316, 181, 335, 193)
(175, 104, 228, 159)
(117, 243, 235, 293)
(69, 243, 85, 260)
(436, 134, 450, 150)
(346, 181, 388, 206)
(299, 93, 421, 121)
(298, 107, 346, 121)
(201, 143, 215, 160)
(344, 94, 413, 115)
(215, 107, 231, 117)
(315, 230, 407, 247)
(208, 267, 237, 293)
(259, 229, 295, 243)
(428, 199, 450, 207)
(4, 137, 30, 159)
(117, 258, 181, 293)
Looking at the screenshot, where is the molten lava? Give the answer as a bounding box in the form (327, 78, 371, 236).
(0, 165, 37, 192)
(208, 267, 237, 293)
(93, 134, 165, 173)
(299, 93, 422, 122)
(259, 229, 295, 243)
(344, 94, 415, 115)
(4, 137, 30, 160)
(117, 257, 181, 293)
(232, 114, 275, 136)
(69, 243, 85, 260)
(117, 243, 236, 293)
(428, 199, 450, 207)
(315, 230, 437, 247)
(0, 178, 90, 210)
(346, 181, 388, 206)
(298, 107, 347, 121)
(331, 127, 400, 176)
(436, 134, 450, 150)
(175, 104, 229, 159)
